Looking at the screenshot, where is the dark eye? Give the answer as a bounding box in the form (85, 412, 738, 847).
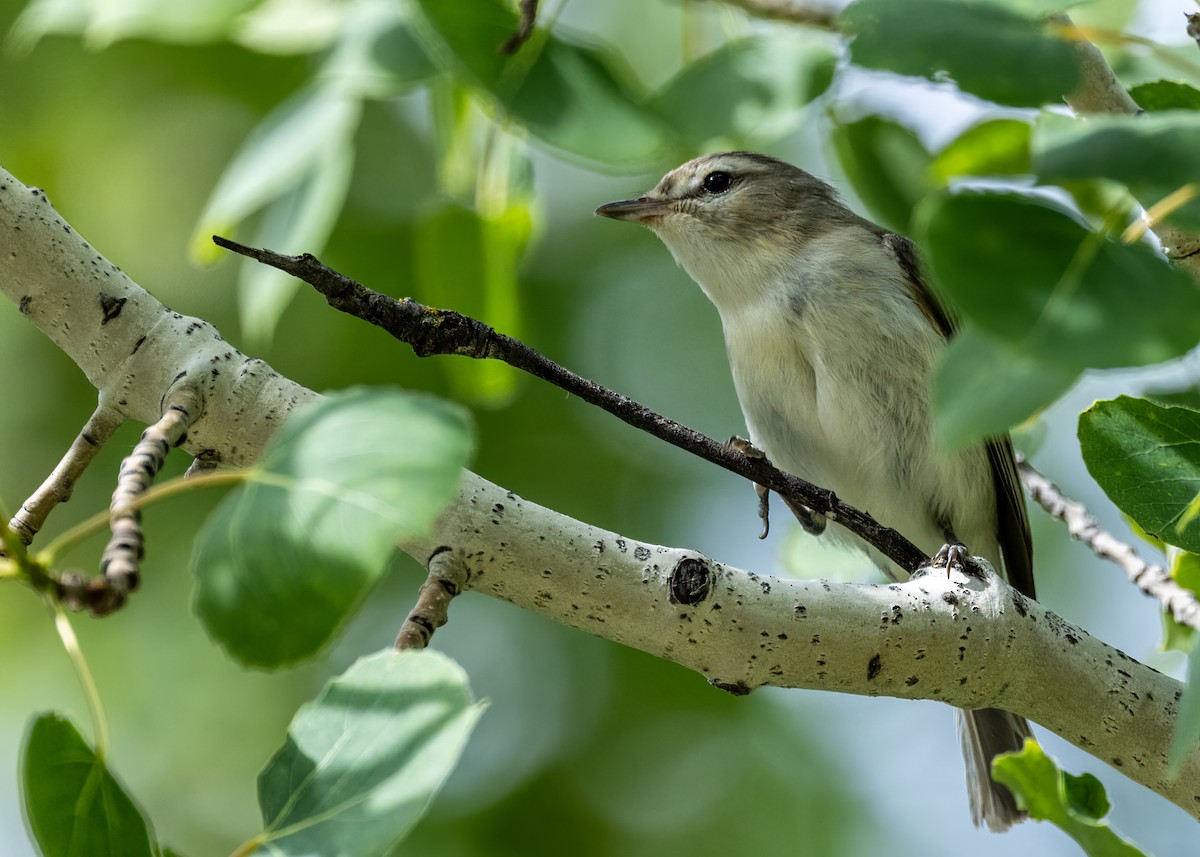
(702, 171, 733, 194)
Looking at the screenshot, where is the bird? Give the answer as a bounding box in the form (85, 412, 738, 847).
(595, 151, 1035, 831)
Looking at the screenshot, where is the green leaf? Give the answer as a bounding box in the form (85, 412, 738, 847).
(252, 649, 485, 856)
(1162, 549, 1199, 654)
(841, 0, 1080, 108)
(192, 389, 473, 667)
(21, 713, 158, 857)
(934, 327, 1078, 449)
(1129, 80, 1200, 113)
(193, 84, 361, 264)
(1079, 397, 1200, 555)
(830, 116, 933, 233)
(410, 0, 668, 168)
(317, 0, 436, 97)
(992, 741, 1146, 857)
(651, 32, 837, 148)
(414, 203, 528, 407)
(918, 191, 1200, 368)
(10, 0, 255, 49)
(1033, 112, 1200, 229)
(930, 118, 1031, 184)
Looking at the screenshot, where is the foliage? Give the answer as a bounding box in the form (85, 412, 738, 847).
(193, 389, 473, 666)
(992, 741, 1147, 857)
(3, 0, 1200, 855)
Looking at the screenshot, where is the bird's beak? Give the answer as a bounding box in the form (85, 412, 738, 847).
(594, 196, 668, 224)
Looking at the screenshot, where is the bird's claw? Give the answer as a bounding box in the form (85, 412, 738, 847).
(931, 543, 982, 579)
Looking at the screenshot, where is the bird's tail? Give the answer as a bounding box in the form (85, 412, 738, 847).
(958, 707, 1033, 831)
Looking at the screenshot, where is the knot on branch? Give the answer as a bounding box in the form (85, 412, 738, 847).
(669, 557, 712, 605)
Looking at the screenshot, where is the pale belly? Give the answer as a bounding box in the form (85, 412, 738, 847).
(722, 298, 1000, 580)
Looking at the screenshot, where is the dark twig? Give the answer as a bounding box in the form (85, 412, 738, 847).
(57, 387, 203, 616)
(396, 548, 467, 649)
(1018, 457, 1200, 632)
(213, 235, 930, 573)
(9, 405, 124, 545)
(499, 0, 539, 55)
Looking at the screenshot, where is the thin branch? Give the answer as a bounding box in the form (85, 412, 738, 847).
(395, 548, 468, 649)
(9, 404, 124, 545)
(498, 0, 539, 55)
(705, 0, 838, 27)
(212, 235, 931, 574)
(56, 386, 204, 616)
(1018, 457, 1200, 632)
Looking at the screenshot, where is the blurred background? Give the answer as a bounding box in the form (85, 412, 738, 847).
(1, 0, 1199, 854)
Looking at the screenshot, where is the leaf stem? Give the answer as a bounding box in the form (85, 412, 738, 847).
(51, 606, 108, 758)
(39, 469, 248, 564)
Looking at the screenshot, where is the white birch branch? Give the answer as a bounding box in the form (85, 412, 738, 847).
(3, 163, 1199, 817)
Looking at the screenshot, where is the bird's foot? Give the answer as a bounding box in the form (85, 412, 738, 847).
(726, 436, 826, 539)
(726, 436, 771, 539)
(930, 543, 983, 579)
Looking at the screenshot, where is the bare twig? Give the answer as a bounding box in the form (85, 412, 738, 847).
(706, 0, 838, 27)
(9, 404, 124, 545)
(57, 386, 204, 616)
(212, 235, 931, 574)
(1018, 457, 1200, 632)
(395, 548, 468, 649)
(499, 0, 539, 55)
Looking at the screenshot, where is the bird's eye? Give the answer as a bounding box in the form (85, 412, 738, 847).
(702, 171, 733, 194)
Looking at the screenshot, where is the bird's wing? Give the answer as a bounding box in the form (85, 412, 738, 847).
(881, 232, 1036, 598)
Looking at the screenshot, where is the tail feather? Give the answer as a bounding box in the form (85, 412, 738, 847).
(958, 708, 1032, 831)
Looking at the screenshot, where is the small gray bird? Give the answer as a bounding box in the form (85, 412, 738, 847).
(596, 151, 1034, 831)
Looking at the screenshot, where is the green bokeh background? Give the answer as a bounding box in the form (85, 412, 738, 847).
(0, 1, 1197, 855)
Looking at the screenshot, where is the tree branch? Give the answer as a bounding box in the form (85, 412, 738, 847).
(403, 470, 1200, 818)
(1018, 458, 1200, 632)
(211, 235, 930, 574)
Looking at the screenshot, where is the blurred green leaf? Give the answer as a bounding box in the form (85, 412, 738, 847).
(317, 0, 435, 96)
(1130, 80, 1200, 112)
(10, 0, 256, 48)
(193, 84, 361, 263)
(992, 741, 1145, 857)
(192, 389, 472, 667)
(918, 191, 1200, 368)
(21, 713, 158, 857)
(1033, 112, 1200, 229)
(410, 0, 668, 168)
(252, 649, 485, 856)
(233, 0, 353, 54)
(238, 133, 356, 343)
(414, 203, 528, 407)
(651, 32, 837, 148)
(841, 0, 1080, 108)
(934, 327, 1077, 449)
(1078, 396, 1200, 554)
(930, 118, 1031, 184)
(830, 116, 932, 233)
